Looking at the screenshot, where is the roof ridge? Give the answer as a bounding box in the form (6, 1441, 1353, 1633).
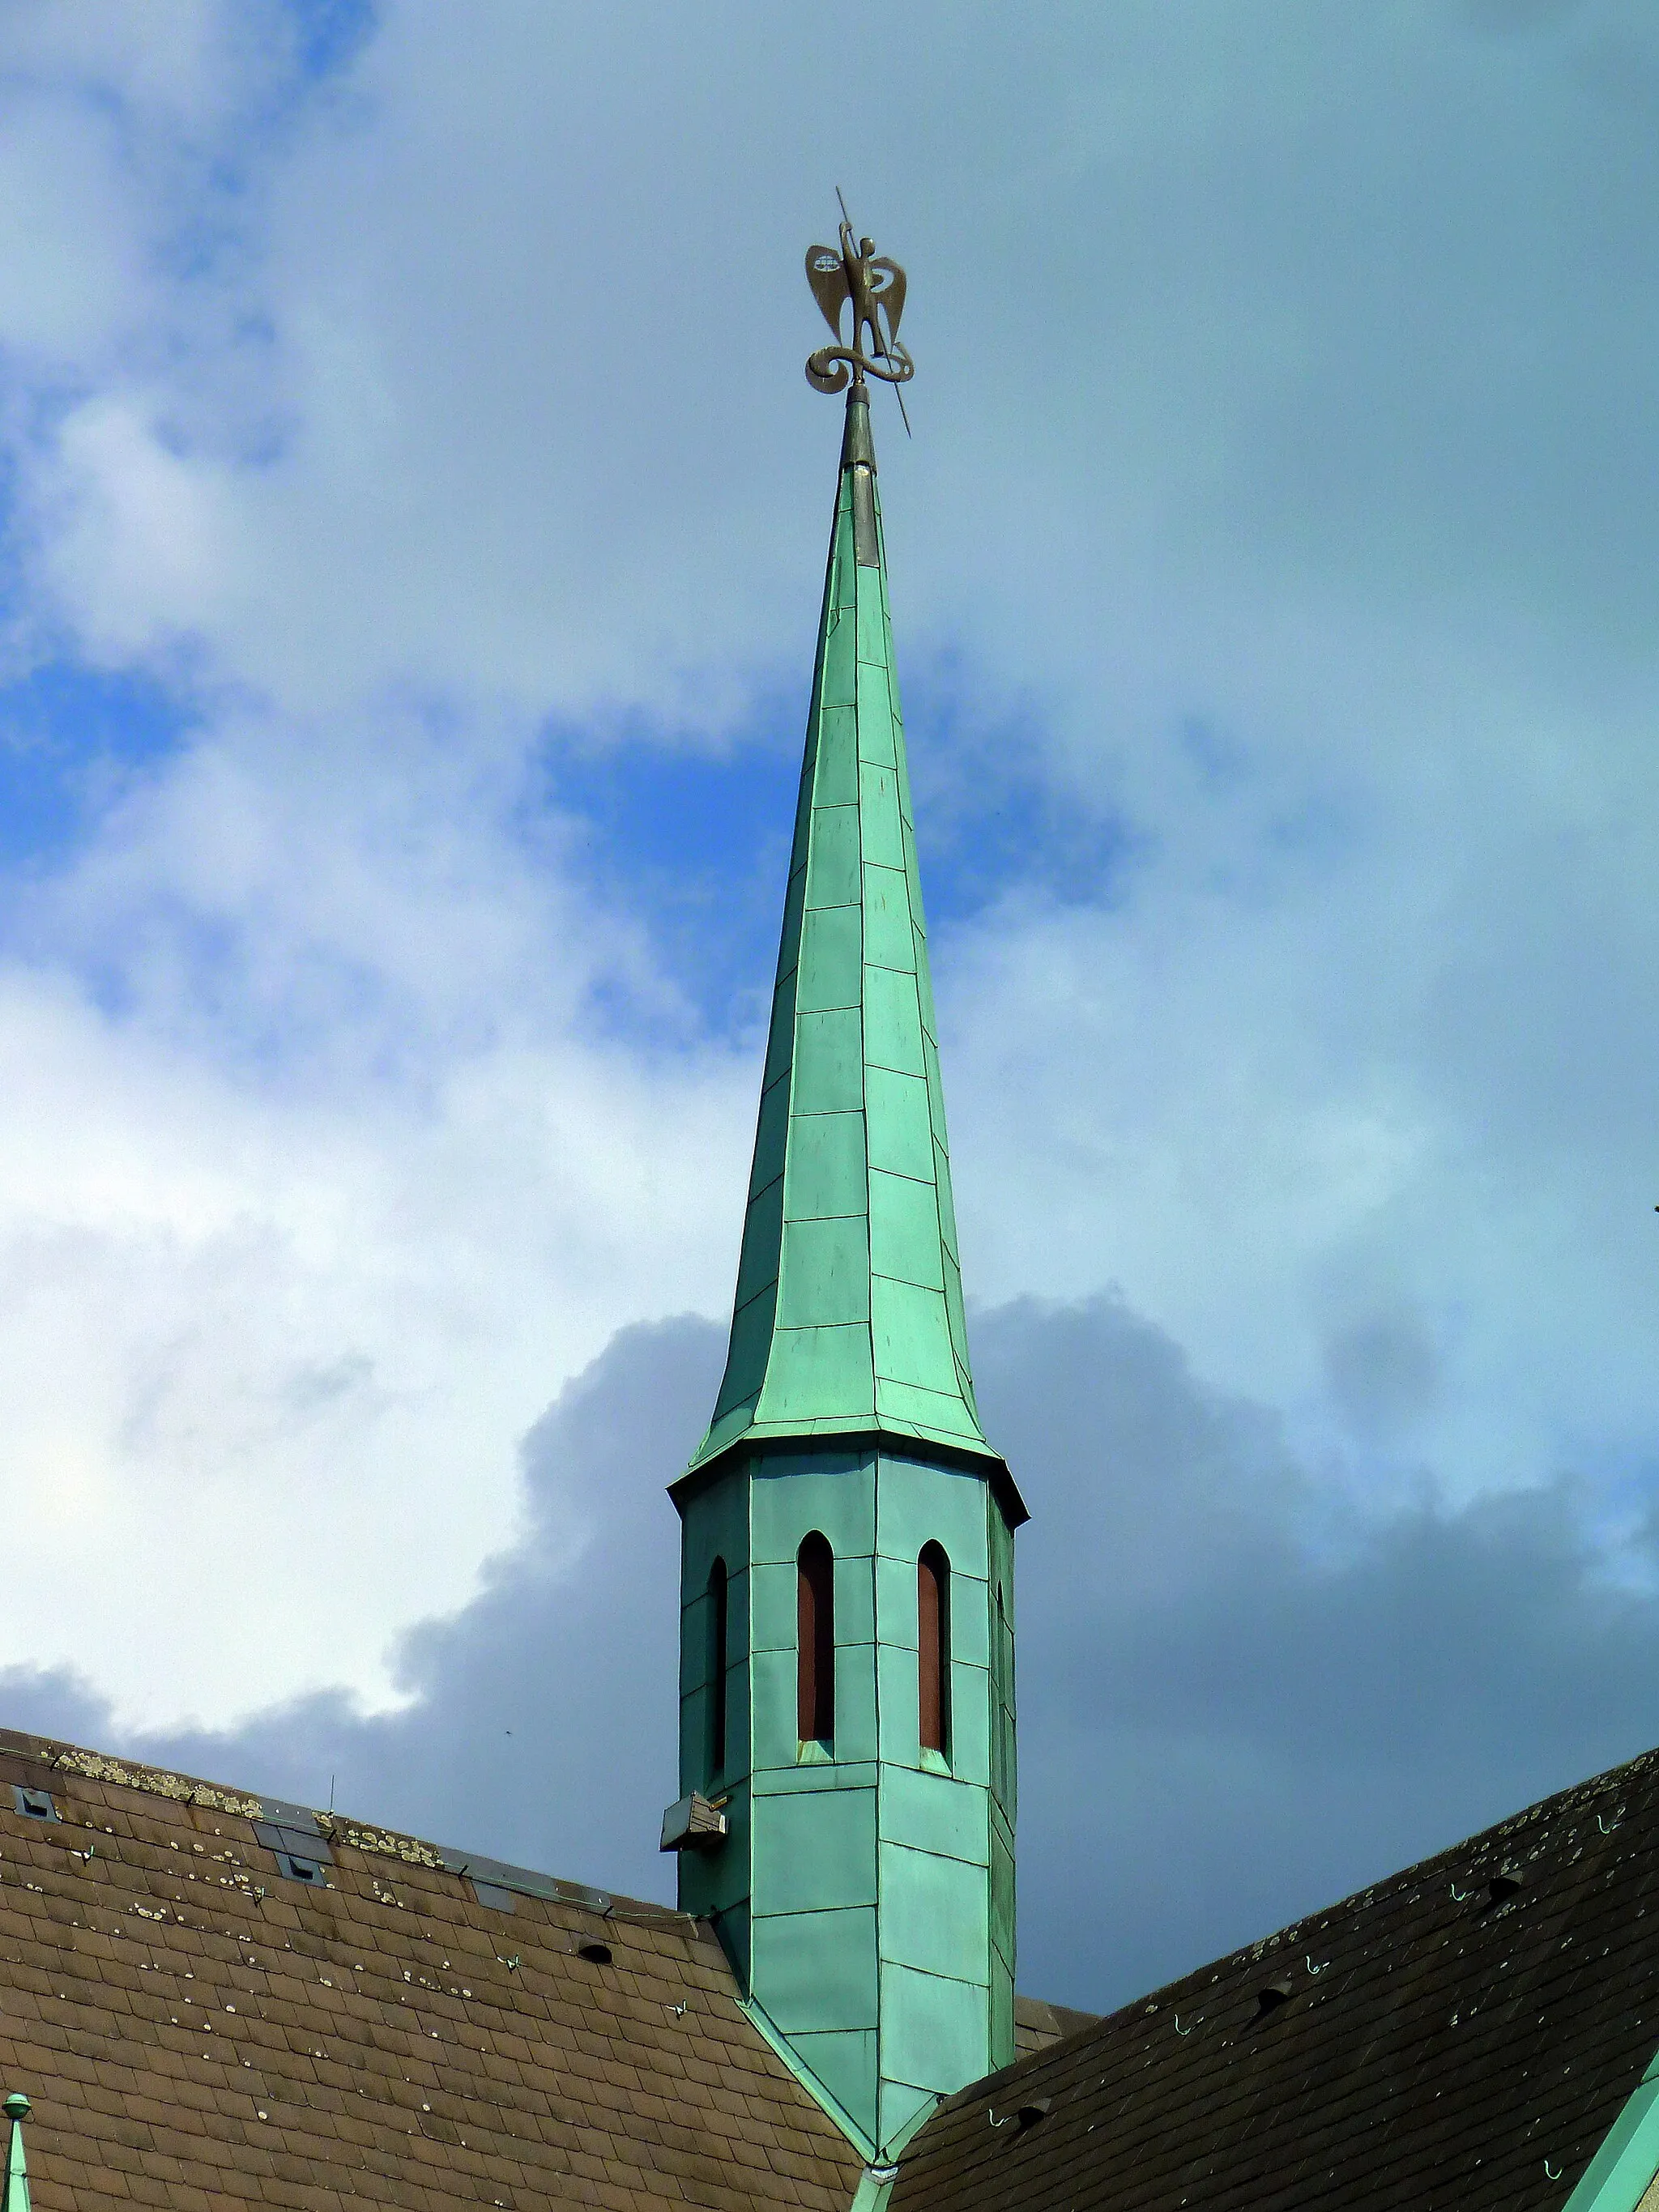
(2, 1725, 689, 1925)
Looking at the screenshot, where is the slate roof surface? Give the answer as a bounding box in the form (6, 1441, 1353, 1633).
(0, 1728, 865, 2212)
(891, 1742, 1659, 2212)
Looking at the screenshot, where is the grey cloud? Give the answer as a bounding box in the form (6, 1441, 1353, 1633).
(1322, 1305, 1440, 1436)
(977, 1297, 1659, 2003)
(11, 1295, 1659, 2017)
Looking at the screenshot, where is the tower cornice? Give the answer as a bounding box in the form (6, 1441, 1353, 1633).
(670, 1425, 1030, 1530)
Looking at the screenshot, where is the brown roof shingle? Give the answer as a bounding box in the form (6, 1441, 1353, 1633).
(891, 1742, 1659, 2212)
(0, 1730, 864, 2211)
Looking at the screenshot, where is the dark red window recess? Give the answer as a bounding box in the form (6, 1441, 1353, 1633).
(918, 1541, 952, 1757)
(707, 1556, 729, 1781)
(797, 1532, 835, 1747)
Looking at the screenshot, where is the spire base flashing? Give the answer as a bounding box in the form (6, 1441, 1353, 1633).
(670, 1421, 1029, 1529)
(840, 385, 876, 473)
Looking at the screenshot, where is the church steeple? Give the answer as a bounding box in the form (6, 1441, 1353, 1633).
(667, 224, 1025, 2169)
(688, 374, 1007, 1488)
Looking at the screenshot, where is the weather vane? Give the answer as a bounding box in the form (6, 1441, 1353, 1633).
(805, 190, 913, 434)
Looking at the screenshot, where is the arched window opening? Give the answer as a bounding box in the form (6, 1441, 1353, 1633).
(918, 1542, 951, 1757)
(707, 1558, 729, 1782)
(797, 1532, 835, 1748)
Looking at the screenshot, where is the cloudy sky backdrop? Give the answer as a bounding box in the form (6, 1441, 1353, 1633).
(1, 0, 1657, 2010)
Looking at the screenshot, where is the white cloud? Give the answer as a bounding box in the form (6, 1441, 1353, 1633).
(1, 0, 1658, 1731)
(0, 0, 254, 121)
(0, 96, 147, 361)
(0, 710, 753, 1725)
(36, 395, 233, 658)
(942, 641, 1659, 1505)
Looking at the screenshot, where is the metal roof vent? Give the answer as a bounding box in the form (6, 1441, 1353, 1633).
(13, 1785, 56, 1821)
(254, 1816, 333, 1888)
(578, 1941, 613, 1965)
(988, 2095, 1053, 2133)
(1256, 1977, 1294, 2016)
(1487, 1872, 1521, 1905)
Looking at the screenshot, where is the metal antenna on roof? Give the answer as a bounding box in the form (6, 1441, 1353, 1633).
(805, 193, 915, 437)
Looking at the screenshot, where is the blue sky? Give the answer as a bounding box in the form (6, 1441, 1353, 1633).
(3, 0, 1659, 2010)
(0, 660, 186, 865)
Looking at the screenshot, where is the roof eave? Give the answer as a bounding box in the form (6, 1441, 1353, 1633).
(671, 1423, 1030, 1529)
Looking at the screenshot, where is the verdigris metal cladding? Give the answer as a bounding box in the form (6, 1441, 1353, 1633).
(688, 380, 1009, 1488)
(675, 1448, 1021, 2159)
(672, 245, 1027, 2166)
(888, 1745, 1659, 2212)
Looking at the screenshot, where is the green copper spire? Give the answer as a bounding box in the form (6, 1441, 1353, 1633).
(669, 223, 1025, 2166)
(689, 384, 1002, 1481)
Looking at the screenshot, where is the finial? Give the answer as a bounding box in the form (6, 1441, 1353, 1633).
(3, 2093, 30, 2212)
(804, 191, 914, 423)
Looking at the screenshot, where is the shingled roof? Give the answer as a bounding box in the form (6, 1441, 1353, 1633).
(0, 1728, 866, 2211)
(889, 1742, 1659, 2212)
(15, 1713, 1659, 2212)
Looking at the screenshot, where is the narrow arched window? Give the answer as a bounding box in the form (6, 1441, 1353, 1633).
(797, 1532, 835, 1748)
(707, 1557, 729, 1782)
(918, 1542, 951, 1757)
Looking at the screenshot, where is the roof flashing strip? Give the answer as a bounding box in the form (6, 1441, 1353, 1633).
(442, 1851, 612, 1911)
(736, 1992, 877, 2163)
(737, 1988, 945, 2174)
(1559, 2043, 1659, 2212)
